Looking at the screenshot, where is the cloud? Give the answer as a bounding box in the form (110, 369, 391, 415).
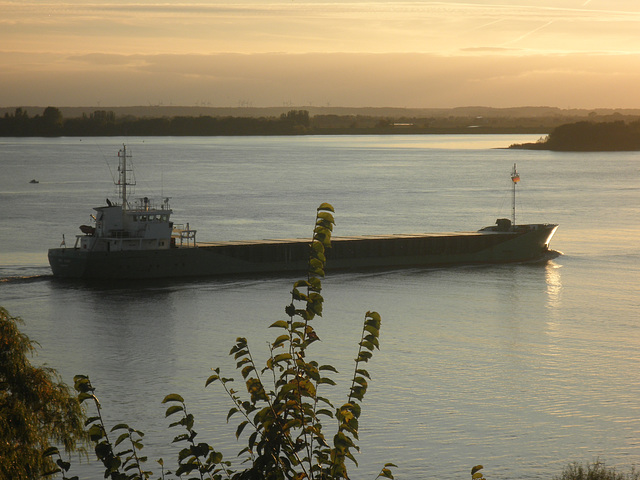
(3, 2, 640, 107)
(461, 47, 520, 53)
(3, 1, 640, 56)
(3, 51, 640, 108)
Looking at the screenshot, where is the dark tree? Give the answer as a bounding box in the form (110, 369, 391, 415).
(0, 307, 86, 479)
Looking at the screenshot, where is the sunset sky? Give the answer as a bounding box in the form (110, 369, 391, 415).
(3, 1, 640, 108)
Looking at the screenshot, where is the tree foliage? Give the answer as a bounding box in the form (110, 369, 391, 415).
(0, 108, 313, 137)
(0, 307, 86, 480)
(510, 119, 640, 151)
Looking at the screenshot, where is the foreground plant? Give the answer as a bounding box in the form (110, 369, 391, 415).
(471, 465, 486, 480)
(554, 461, 640, 480)
(164, 203, 395, 479)
(74, 375, 153, 480)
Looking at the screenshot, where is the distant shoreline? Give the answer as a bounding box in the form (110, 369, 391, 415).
(508, 120, 640, 151)
(4, 105, 640, 119)
(3, 107, 640, 146)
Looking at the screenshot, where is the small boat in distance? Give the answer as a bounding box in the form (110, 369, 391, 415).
(48, 147, 558, 280)
(29, 179, 39, 184)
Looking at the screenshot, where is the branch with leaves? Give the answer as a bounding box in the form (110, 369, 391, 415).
(74, 374, 152, 480)
(203, 203, 395, 479)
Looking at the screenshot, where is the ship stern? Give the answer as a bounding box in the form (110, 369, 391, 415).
(48, 248, 88, 278)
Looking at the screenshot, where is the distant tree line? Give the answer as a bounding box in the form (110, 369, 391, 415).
(510, 120, 640, 151)
(0, 107, 312, 137)
(0, 106, 574, 137)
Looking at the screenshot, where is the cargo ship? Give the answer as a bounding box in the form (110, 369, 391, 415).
(48, 146, 558, 280)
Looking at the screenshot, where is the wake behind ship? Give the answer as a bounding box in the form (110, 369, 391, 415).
(48, 147, 558, 280)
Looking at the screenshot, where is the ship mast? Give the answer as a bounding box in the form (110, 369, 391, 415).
(511, 163, 520, 226)
(117, 145, 135, 212)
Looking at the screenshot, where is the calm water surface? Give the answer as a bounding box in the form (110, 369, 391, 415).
(1, 136, 639, 479)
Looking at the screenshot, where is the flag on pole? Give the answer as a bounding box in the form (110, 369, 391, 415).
(511, 164, 520, 183)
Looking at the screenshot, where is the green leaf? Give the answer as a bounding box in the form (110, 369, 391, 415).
(172, 433, 189, 443)
(94, 441, 111, 460)
(43, 446, 60, 457)
(364, 324, 379, 336)
(274, 352, 293, 363)
(363, 334, 380, 348)
(314, 225, 331, 237)
(205, 374, 219, 387)
(308, 266, 325, 278)
(353, 376, 367, 387)
(77, 392, 94, 403)
(84, 415, 100, 426)
(165, 405, 184, 417)
(192, 442, 210, 457)
(311, 240, 325, 253)
(317, 211, 335, 224)
(234, 349, 249, 360)
(162, 393, 184, 404)
(318, 377, 337, 386)
(88, 424, 104, 441)
(73, 374, 91, 389)
(471, 465, 484, 475)
(291, 288, 307, 301)
(319, 364, 339, 373)
(209, 451, 224, 464)
(226, 407, 239, 422)
(272, 334, 290, 348)
(236, 357, 251, 367)
(317, 202, 335, 212)
(114, 432, 130, 447)
(308, 277, 322, 292)
(241, 364, 255, 379)
(309, 258, 323, 269)
(283, 418, 303, 431)
(356, 351, 373, 362)
(346, 450, 359, 465)
(365, 311, 381, 322)
(316, 408, 334, 418)
(359, 340, 375, 351)
(350, 385, 366, 401)
(333, 431, 356, 451)
(380, 467, 395, 479)
(111, 423, 130, 432)
(270, 320, 289, 329)
(236, 420, 249, 439)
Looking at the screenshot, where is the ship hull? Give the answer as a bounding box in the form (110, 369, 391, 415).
(48, 224, 558, 280)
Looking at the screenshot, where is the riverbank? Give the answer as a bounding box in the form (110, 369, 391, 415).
(4, 106, 640, 137)
(509, 120, 640, 151)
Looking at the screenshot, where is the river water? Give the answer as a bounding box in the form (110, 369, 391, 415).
(1, 135, 639, 479)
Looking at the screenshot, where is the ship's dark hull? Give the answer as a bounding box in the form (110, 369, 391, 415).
(48, 224, 558, 280)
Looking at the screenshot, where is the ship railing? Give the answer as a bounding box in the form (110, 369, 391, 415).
(131, 197, 171, 211)
(172, 223, 197, 247)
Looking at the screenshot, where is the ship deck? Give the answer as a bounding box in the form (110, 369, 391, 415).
(194, 231, 500, 248)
